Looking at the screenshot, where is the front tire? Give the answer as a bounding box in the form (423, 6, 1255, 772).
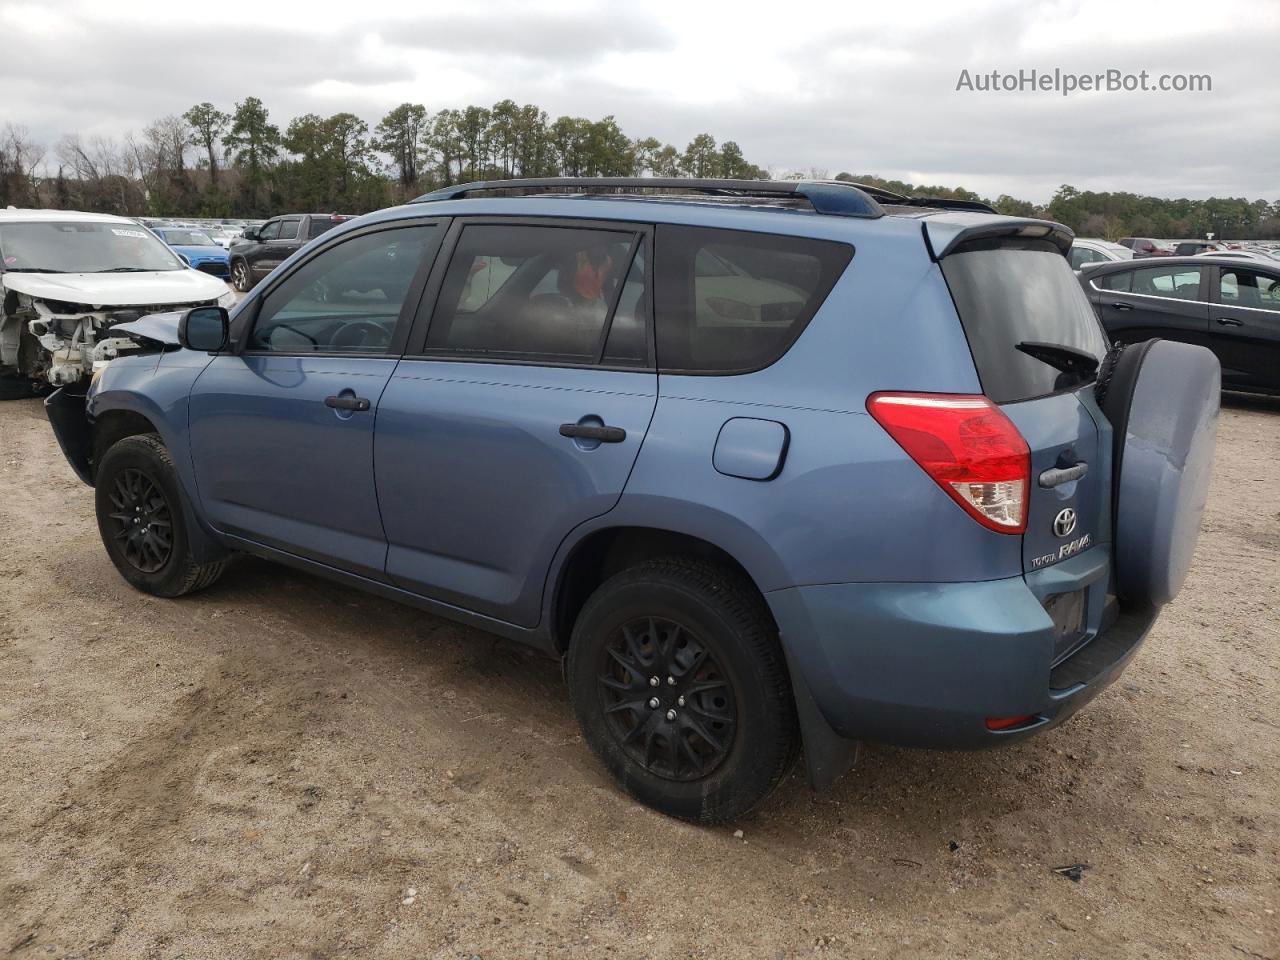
(95, 434, 228, 597)
(567, 558, 797, 822)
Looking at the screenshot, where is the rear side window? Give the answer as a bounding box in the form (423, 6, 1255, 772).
(1120, 265, 1204, 300)
(277, 219, 300, 241)
(1097, 270, 1132, 292)
(654, 226, 852, 373)
(940, 239, 1108, 404)
(425, 224, 644, 364)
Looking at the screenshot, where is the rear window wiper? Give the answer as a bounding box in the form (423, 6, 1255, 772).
(1016, 341, 1099, 378)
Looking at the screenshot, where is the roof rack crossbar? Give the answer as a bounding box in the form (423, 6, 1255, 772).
(411, 178, 885, 219)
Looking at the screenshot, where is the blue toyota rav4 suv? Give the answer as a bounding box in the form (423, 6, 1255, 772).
(45, 178, 1220, 822)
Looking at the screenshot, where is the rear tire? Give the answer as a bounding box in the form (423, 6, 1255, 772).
(95, 434, 229, 597)
(567, 557, 797, 823)
(230, 258, 252, 292)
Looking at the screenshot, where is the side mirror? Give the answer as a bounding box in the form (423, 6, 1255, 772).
(242, 227, 258, 241)
(177, 253, 191, 266)
(178, 306, 229, 353)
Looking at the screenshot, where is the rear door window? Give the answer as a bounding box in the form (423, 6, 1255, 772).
(654, 226, 852, 373)
(277, 219, 300, 241)
(423, 223, 646, 364)
(940, 239, 1108, 403)
(1130, 265, 1204, 300)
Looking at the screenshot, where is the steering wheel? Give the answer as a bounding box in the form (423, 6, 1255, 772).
(331, 320, 387, 350)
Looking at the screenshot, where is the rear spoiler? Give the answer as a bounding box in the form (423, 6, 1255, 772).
(922, 213, 1075, 260)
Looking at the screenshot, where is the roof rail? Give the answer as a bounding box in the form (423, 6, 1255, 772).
(840, 181, 998, 214)
(411, 177, 885, 219)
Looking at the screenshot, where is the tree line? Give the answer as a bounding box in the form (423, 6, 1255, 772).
(0, 99, 764, 219)
(833, 174, 1280, 241)
(2, 106, 1277, 239)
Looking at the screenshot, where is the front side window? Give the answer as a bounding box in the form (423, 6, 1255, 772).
(425, 224, 643, 363)
(0, 220, 183, 273)
(654, 226, 852, 373)
(1220, 268, 1280, 312)
(257, 221, 281, 242)
(248, 225, 437, 354)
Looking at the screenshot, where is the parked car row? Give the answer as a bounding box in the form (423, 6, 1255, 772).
(1116, 236, 1280, 260)
(41, 178, 1221, 821)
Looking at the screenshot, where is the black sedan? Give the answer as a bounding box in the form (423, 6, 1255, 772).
(1079, 255, 1280, 396)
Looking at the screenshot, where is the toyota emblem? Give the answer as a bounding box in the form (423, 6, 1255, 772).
(1053, 508, 1078, 538)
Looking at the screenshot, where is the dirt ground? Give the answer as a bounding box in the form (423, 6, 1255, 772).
(0, 393, 1276, 960)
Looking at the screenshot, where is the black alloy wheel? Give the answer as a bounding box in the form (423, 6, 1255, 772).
(105, 467, 174, 573)
(597, 615, 738, 781)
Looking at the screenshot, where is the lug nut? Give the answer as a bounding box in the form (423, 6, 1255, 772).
(665, 709, 677, 721)
(648, 697, 660, 709)
(667, 676, 676, 686)
(649, 676, 660, 687)
(677, 696, 685, 707)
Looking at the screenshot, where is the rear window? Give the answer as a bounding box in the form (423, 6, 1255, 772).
(940, 239, 1109, 404)
(308, 217, 346, 240)
(655, 226, 852, 373)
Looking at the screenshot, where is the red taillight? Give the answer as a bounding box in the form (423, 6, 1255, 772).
(867, 392, 1030, 534)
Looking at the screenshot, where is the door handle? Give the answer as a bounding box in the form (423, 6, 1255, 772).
(325, 394, 371, 412)
(1039, 462, 1089, 488)
(1107, 302, 1133, 311)
(1215, 317, 1243, 327)
(559, 423, 626, 443)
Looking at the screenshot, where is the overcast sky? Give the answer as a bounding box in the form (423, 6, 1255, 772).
(3, 0, 1276, 203)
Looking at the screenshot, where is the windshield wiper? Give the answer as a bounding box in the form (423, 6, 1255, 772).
(93, 267, 156, 273)
(1016, 341, 1099, 378)
(2, 267, 68, 273)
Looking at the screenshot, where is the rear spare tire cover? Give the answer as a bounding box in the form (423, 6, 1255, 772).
(1100, 339, 1220, 607)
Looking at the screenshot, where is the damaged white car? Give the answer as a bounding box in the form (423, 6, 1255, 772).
(0, 209, 235, 397)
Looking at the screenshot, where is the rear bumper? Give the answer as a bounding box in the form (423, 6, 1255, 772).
(44, 386, 93, 486)
(767, 549, 1158, 750)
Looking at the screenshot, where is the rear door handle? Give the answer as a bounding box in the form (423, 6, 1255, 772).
(1039, 462, 1089, 488)
(325, 394, 371, 412)
(1107, 302, 1133, 311)
(1215, 317, 1243, 327)
(559, 423, 626, 443)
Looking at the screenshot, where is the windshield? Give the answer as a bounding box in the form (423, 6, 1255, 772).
(0, 221, 183, 273)
(162, 230, 217, 246)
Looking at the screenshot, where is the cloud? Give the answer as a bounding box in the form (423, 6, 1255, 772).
(378, 9, 675, 63)
(3, 0, 1277, 203)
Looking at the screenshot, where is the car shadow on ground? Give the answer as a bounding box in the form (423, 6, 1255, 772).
(200, 554, 1136, 833)
(1221, 390, 1280, 413)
